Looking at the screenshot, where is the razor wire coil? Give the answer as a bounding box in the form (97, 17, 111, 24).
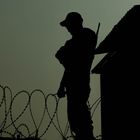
(0, 84, 101, 140)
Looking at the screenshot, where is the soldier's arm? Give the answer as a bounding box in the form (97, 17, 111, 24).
(57, 70, 67, 98)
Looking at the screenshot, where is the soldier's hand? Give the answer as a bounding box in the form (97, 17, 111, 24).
(57, 87, 66, 98)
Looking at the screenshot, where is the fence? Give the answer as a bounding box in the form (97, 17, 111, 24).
(0, 84, 101, 140)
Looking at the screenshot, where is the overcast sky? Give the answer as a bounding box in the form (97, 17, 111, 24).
(0, 0, 140, 139)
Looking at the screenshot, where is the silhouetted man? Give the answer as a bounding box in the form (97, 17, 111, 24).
(55, 12, 97, 140)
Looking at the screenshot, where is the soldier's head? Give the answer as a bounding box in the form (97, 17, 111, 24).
(60, 12, 83, 35)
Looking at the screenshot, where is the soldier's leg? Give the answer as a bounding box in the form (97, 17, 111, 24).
(67, 96, 95, 140)
(75, 102, 95, 140)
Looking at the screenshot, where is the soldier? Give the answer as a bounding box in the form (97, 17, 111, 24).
(55, 12, 97, 140)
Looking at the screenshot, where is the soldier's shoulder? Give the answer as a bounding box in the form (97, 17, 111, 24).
(83, 27, 95, 33)
(82, 27, 96, 36)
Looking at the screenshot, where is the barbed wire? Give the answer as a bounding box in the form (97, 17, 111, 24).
(0, 84, 101, 140)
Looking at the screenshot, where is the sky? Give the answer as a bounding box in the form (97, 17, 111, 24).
(0, 0, 140, 140)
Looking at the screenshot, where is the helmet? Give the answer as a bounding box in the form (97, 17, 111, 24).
(60, 12, 83, 27)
